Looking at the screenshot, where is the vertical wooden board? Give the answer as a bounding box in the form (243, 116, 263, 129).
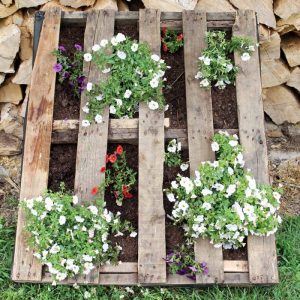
(182, 10, 224, 284)
(233, 10, 278, 284)
(138, 8, 166, 284)
(74, 10, 115, 284)
(12, 8, 61, 282)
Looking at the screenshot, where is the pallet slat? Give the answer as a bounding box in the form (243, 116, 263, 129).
(138, 8, 167, 284)
(182, 10, 224, 284)
(12, 8, 61, 283)
(74, 9, 115, 284)
(233, 10, 279, 284)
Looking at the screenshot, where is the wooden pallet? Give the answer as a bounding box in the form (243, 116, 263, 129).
(12, 8, 278, 286)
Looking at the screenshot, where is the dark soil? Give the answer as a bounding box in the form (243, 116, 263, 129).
(212, 85, 238, 129)
(48, 144, 77, 192)
(115, 23, 139, 41)
(223, 244, 248, 260)
(105, 144, 138, 262)
(54, 26, 85, 120)
(164, 149, 189, 253)
(163, 48, 187, 129)
(126, 0, 145, 11)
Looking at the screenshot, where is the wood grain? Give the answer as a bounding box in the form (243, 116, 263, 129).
(138, 8, 167, 284)
(182, 10, 224, 284)
(233, 10, 279, 284)
(12, 8, 61, 282)
(74, 9, 115, 284)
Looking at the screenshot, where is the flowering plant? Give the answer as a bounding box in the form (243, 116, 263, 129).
(164, 246, 208, 281)
(81, 33, 169, 126)
(165, 139, 189, 171)
(195, 31, 257, 89)
(161, 27, 184, 53)
(52, 44, 86, 96)
(101, 145, 137, 206)
(21, 184, 136, 284)
(166, 131, 282, 249)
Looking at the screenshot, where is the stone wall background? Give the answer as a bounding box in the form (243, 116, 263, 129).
(0, 0, 299, 219)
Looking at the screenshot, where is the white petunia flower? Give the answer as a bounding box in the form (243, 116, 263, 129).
(82, 254, 93, 262)
(115, 33, 126, 43)
(195, 71, 203, 79)
(150, 77, 159, 88)
(111, 36, 118, 46)
(213, 183, 224, 191)
(243, 203, 254, 215)
(195, 215, 204, 223)
(58, 216, 66, 225)
(241, 52, 251, 61)
(88, 205, 98, 215)
(171, 181, 178, 189)
(202, 202, 212, 210)
(151, 54, 160, 62)
(45, 197, 53, 211)
(115, 98, 123, 107)
(75, 216, 84, 223)
(167, 193, 176, 202)
(164, 104, 169, 111)
(92, 44, 100, 51)
(56, 272, 67, 281)
(117, 50, 126, 60)
(124, 89, 132, 98)
(102, 243, 109, 252)
(130, 231, 137, 238)
(72, 195, 79, 204)
(180, 177, 194, 194)
(84, 291, 91, 299)
(228, 167, 234, 175)
(95, 114, 103, 124)
(131, 43, 138, 52)
(84, 53, 92, 61)
(100, 39, 108, 47)
(273, 191, 281, 203)
(211, 142, 220, 152)
(203, 56, 211, 65)
(245, 187, 252, 198)
(180, 163, 189, 171)
(82, 120, 90, 127)
(200, 78, 210, 87)
(178, 200, 189, 212)
(226, 63, 233, 72)
(201, 188, 212, 196)
(86, 82, 93, 91)
(49, 244, 60, 254)
(148, 100, 159, 110)
(226, 184, 236, 197)
(229, 140, 238, 147)
(82, 105, 89, 113)
(96, 94, 103, 101)
(109, 105, 116, 114)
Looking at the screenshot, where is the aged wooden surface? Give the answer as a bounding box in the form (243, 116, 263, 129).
(12, 8, 61, 282)
(233, 10, 279, 284)
(74, 9, 115, 284)
(183, 10, 224, 284)
(138, 8, 166, 284)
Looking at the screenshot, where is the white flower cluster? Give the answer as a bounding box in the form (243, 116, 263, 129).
(166, 131, 282, 249)
(22, 192, 137, 284)
(81, 33, 169, 125)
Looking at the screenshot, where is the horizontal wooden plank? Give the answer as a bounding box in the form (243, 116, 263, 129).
(99, 262, 137, 273)
(61, 11, 236, 23)
(51, 120, 239, 144)
(223, 260, 248, 273)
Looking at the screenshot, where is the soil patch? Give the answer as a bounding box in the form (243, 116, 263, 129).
(48, 144, 77, 192)
(223, 245, 248, 260)
(127, 0, 145, 11)
(212, 84, 238, 129)
(105, 143, 138, 262)
(54, 25, 85, 120)
(163, 48, 187, 129)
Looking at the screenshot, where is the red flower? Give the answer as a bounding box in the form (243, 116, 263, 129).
(122, 185, 128, 193)
(162, 27, 167, 35)
(124, 191, 133, 199)
(116, 145, 123, 155)
(106, 154, 109, 163)
(176, 33, 184, 41)
(109, 154, 117, 163)
(91, 186, 98, 195)
(100, 166, 106, 173)
(162, 43, 168, 52)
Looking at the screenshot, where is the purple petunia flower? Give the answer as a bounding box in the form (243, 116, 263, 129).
(187, 274, 196, 281)
(188, 266, 198, 273)
(77, 75, 86, 84)
(53, 63, 63, 73)
(62, 71, 70, 79)
(58, 45, 66, 52)
(74, 43, 82, 51)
